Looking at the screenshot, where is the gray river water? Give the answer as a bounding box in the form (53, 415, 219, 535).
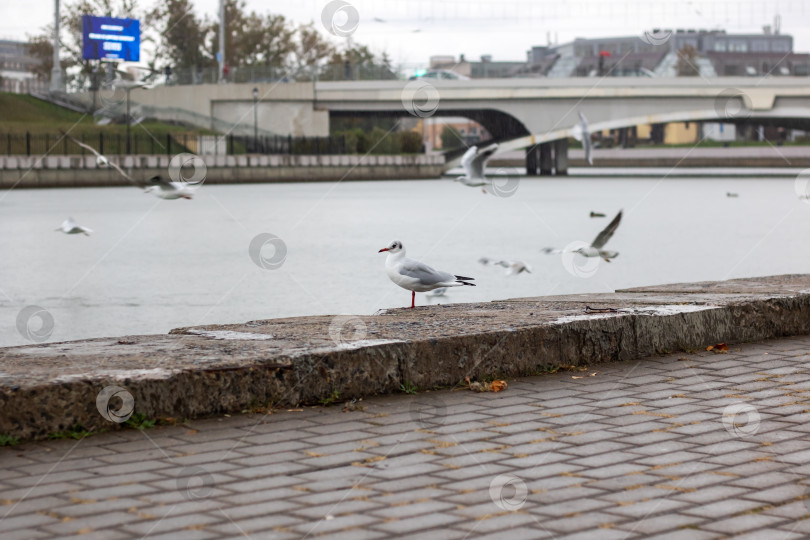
(2, 174, 808, 346)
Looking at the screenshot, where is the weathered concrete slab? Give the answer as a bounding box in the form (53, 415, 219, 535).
(2, 275, 810, 441)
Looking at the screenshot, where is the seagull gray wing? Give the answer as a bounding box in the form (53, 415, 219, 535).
(592, 210, 622, 249)
(460, 146, 478, 177)
(399, 259, 454, 286)
(61, 132, 146, 187)
(470, 143, 498, 179)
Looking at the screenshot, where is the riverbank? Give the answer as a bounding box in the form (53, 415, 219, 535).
(2, 145, 807, 188)
(2, 274, 809, 441)
(0, 153, 445, 188)
(490, 146, 810, 170)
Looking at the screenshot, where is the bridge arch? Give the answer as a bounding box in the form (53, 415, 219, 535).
(445, 107, 810, 171)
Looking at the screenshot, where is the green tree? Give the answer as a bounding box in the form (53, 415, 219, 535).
(152, 0, 207, 70)
(290, 23, 335, 78)
(27, 34, 58, 81)
(677, 45, 700, 77)
(398, 130, 423, 153)
(321, 44, 378, 81)
(204, 1, 294, 72)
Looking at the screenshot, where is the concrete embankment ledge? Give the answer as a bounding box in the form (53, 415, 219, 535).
(0, 153, 445, 188)
(2, 274, 810, 441)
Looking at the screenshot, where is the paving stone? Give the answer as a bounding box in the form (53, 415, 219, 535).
(39, 510, 142, 535)
(609, 513, 705, 536)
(7, 335, 810, 539)
(702, 513, 789, 534)
(119, 510, 222, 536)
(632, 528, 718, 540)
(468, 526, 556, 539)
(682, 498, 767, 518)
(370, 511, 465, 535)
(540, 511, 629, 534)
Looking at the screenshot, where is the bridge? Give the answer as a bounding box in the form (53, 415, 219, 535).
(119, 77, 810, 175)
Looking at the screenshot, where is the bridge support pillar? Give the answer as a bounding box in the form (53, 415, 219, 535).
(539, 143, 553, 176)
(553, 139, 568, 175)
(526, 147, 539, 176)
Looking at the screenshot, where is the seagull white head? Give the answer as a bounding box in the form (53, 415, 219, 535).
(378, 240, 403, 254)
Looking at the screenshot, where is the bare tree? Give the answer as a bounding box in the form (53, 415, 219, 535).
(677, 45, 700, 77)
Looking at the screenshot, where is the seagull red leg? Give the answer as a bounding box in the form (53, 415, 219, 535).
(411, 290, 415, 309)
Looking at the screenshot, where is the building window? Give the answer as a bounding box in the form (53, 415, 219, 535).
(714, 40, 727, 52)
(752, 40, 769, 52)
(772, 41, 790, 52)
(729, 41, 747, 52)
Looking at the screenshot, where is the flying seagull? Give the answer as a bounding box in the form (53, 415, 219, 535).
(55, 217, 92, 236)
(426, 287, 448, 298)
(575, 210, 622, 261)
(543, 210, 623, 262)
(456, 143, 499, 192)
(61, 131, 195, 200)
(495, 260, 532, 275)
(379, 241, 475, 308)
(572, 112, 593, 165)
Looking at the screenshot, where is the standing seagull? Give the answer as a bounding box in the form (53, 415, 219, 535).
(575, 210, 622, 261)
(456, 143, 499, 191)
(379, 241, 475, 308)
(61, 132, 195, 200)
(572, 112, 593, 166)
(55, 217, 92, 236)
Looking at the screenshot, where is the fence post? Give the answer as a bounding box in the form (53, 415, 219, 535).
(288, 134, 292, 155)
(228, 135, 233, 155)
(81, 133, 85, 155)
(99, 132, 103, 155)
(26, 132, 30, 156)
(167, 134, 171, 156)
(45, 133, 49, 154)
(63, 133, 68, 155)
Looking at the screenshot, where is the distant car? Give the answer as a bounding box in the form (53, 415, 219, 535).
(409, 70, 470, 81)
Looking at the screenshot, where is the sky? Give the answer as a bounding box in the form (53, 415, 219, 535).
(4, 0, 810, 68)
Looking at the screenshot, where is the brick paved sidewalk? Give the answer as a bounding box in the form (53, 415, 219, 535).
(3, 336, 810, 539)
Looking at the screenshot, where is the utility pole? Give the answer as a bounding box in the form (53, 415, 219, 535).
(50, 0, 65, 92)
(218, 0, 226, 83)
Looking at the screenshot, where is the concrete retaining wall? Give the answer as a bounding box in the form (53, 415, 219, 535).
(0, 154, 445, 188)
(1, 275, 809, 441)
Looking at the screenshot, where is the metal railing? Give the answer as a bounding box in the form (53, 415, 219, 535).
(162, 63, 411, 86)
(3, 131, 355, 156)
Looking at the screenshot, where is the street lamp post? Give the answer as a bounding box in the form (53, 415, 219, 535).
(122, 81, 147, 155)
(126, 86, 131, 154)
(50, 0, 65, 92)
(252, 87, 259, 152)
